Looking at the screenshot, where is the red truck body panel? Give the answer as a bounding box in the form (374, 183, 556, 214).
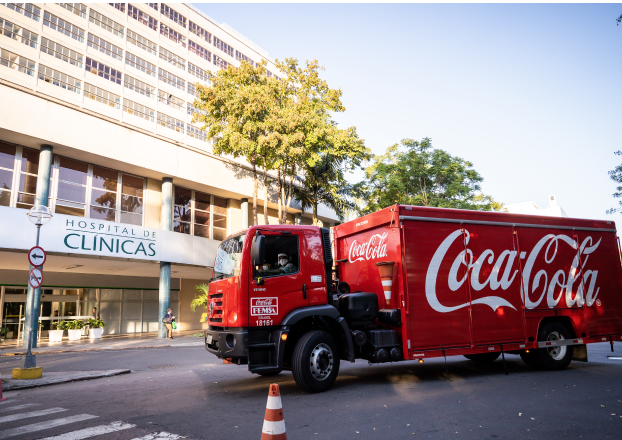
(334, 205, 622, 360)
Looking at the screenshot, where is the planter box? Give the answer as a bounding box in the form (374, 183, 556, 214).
(89, 327, 103, 339)
(49, 330, 64, 342)
(68, 329, 82, 340)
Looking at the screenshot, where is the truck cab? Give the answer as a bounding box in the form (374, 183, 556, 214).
(204, 224, 355, 393)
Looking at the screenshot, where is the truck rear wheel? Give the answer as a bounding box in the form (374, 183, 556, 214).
(464, 353, 500, 363)
(292, 330, 340, 393)
(535, 322, 573, 370)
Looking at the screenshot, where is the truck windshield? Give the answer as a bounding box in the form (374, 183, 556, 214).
(213, 234, 245, 280)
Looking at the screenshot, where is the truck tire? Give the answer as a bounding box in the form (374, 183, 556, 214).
(464, 353, 500, 363)
(534, 322, 574, 370)
(292, 330, 340, 393)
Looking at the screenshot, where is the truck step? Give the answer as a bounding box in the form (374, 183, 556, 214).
(249, 342, 276, 351)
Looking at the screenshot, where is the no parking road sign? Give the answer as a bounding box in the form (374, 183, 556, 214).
(28, 246, 46, 267)
(29, 268, 43, 289)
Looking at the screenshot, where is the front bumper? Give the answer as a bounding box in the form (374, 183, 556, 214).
(204, 327, 249, 359)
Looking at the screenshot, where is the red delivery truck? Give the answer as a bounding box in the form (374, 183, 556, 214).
(204, 205, 622, 393)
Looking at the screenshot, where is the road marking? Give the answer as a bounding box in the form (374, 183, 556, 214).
(130, 432, 183, 439)
(38, 421, 136, 440)
(0, 414, 98, 439)
(0, 407, 67, 423)
(0, 404, 41, 413)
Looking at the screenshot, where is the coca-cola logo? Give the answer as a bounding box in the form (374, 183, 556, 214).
(426, 229, 601, 313)
(348, 232, 389, 263)
(251, 297, 278, 316)
(253, 298, 275, 306)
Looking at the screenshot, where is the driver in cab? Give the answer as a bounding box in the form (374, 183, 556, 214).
(257, 253, 297, 276)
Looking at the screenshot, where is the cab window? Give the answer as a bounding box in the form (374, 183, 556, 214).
(254, 235, 300, 279)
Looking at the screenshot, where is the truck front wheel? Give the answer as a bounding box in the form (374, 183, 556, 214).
(292, 330, 340, 393)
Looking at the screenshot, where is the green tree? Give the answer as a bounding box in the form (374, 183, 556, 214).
(190, 283, 209, 312)
(617, 14, 621, 25)
(606, 151, 622, 214)
(193, 61, 281, 226)
(356, 138, 502, 215)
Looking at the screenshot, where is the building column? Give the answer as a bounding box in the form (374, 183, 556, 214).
(241, 198, 249, 229)
(23, 145, 53, 348)
(158, 177, 173, 338)
(295, 213, 302, 225)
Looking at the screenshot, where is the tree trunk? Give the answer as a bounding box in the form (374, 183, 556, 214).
(312, 190, 318, 225)
(283, 164, 294, 224)
(277, 167, 283, 224)
(263, 156, 269, 225)
(252, 158, 258, 226)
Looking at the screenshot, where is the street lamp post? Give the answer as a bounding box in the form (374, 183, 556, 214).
(22, 205, 52, 370)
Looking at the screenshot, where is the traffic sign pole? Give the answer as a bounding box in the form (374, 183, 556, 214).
(22, 224, 42, 370)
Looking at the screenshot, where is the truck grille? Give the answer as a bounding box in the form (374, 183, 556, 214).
(209, 291, 224, 325)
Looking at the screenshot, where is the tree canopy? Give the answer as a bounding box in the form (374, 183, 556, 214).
(355, 138, 502, 215)
(606, 151, 622, 215)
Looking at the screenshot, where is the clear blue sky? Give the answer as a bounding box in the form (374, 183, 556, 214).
(195, 2, 622, 228)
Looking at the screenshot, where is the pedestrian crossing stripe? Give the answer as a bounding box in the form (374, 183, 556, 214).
(0, 403, 40, 413)
(0, 414, 99, 439)
(39, 421, 136, 440)
(0, 407, 67, 424)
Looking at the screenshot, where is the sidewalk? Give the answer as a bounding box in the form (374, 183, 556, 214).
(0, 330, 205, 357)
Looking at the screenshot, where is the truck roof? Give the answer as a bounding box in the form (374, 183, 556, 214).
(334, 204, 617, 239)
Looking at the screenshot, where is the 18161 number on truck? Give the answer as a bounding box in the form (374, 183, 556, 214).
(204, 205, 622, 392)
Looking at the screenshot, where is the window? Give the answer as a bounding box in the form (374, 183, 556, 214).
(127, 29, 156, 56)
(16, 147, 38, 209)
(266, 70, 272, 78)
(43, 11, 85, 42)
(1, 3, 40, 22)
(187, 124, 207, 143)
(88, 9, 124, 38)
(123, 98, 154, 122)
(90, 165, 117, 221)
(213, 55, 228, 70)
(0, 142, 16, 207)
(158, 67, 184, 91)
(213, 234, 244, 279)
(187, 81, 197, 97)
(235, 50, 254, 67)
(189, 40, 210, 63)
(157, 112, 184, 134)
(0, 17, 38, 48)
(159, 46, 185, 70)
(59, 3, 86, 19)
(55, 156, 88, 217)
(124, 74, 155, 99)
(254, 235, 300, 278)
(189, 21, 211, 44)
(188, 62, 211, 83)
(186, 102, 205, 118)
(148, 3, 158, 11)
(120, 174, 143, 225)
(160, 23, 185, 48)
(213, 37, 233, 57)
(127, 4, 156, 31)
(125, 51, 156, 77)
(108, 3, 125, 13)
(84, 83, 121, 109)
(87, 33, 123, 61)
(85, 57, 122, 85)
(173, 187, 228, 240)
(38, 64, 81, 93)
(157, 89, 183, 111)
(0, 47, 34, 75)
(161, 4, 185, 28)
(40, 37, 83, 67)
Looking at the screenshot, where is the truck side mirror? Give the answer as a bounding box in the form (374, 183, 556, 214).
(251, 235, 265, 267)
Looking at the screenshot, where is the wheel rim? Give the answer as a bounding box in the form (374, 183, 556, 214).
(546, 331, 567, 360)
(309, 342, 334, 381)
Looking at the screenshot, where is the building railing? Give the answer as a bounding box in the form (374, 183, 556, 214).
(84, 83, 120, 109)
(1, 3, 41, 22)
(38, 64, 81, 93)
(157, 112, 184, 134)
(0, 18, 38, 48)
(40, 37, 83, 68)
(59, 3, 87, 19)
(124, 99, 155, 122)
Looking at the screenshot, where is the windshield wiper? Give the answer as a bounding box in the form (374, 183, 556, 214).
(210, 274, 227, 282)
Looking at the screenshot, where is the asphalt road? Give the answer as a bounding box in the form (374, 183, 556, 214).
(1, 342, 621, 440)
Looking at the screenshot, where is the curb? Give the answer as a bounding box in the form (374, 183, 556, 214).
(2, 369, 132, 391)
(0, 341, 204, 357)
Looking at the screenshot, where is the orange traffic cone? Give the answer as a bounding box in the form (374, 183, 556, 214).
(0, 373, 7, 402)
(260, 384, 286, 440)
(375, 261, 396, 307)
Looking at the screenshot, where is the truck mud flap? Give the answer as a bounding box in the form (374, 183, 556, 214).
(572, 344, 588, 362)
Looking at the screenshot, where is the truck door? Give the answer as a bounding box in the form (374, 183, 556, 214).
(403, 221, 471, 350)
(249, 232, 307, 327)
